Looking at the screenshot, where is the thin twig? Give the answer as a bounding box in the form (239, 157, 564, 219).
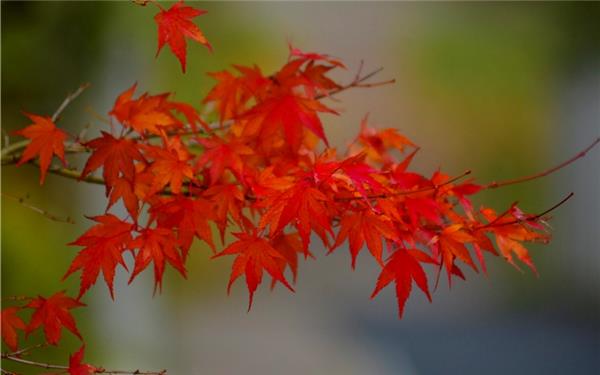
(1, 296, 31, 302)
(1, 83, 90, 160)
(485, 137, 600, 189)
(2, 343, 47, 358)
(1, 192, 75, 224)
(478, 192, 574, 230)
(1, 355, 67, 371)
(1, 354, 167, 374)
(52, 83, 91, 122)
(335, 170, 472, 202)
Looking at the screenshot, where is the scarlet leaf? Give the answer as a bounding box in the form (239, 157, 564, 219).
(258, 181, 333, 252)
(332, 208, 397, 268)
(150, 196, 215, 255)
(371, 249, 432, 318)
(213, 231, 294, 310)
(81, 132, 145, 190)
(25, 291, 85, 345)
(128, 228, 187, 292)
(64, 214, 133, 299)
(155, 0, 211, 73)
(1, 307, 26, 351)
(246, 94, 336, 150)
(109, 84, 182, 135)
(14, 112, 68, 184)
(68, 345, 97, 375)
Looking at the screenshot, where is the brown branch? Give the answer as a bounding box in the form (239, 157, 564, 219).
(485, 137, 600, 189)
(316, 66, 394, 100)
(1, 354, 167, 375)
(52, 83, 90, 122)
(2, 343, 47, 358)
(2, 192, 75, 224)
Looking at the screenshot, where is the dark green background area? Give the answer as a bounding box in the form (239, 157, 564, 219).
(2, 2, 599, 374)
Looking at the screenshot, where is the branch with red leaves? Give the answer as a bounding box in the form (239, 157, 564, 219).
(3, 1, 599, 374)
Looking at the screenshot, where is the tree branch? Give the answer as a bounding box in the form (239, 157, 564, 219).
(485, 137, 600, 189)
(2, 192, 75, 224)
(1, 354, 167, 375)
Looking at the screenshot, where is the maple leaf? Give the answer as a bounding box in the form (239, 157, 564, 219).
(258, 181, 334, 252)
(246, 94, 337, 150)
(68, 346, 97, 375)
(480, 207, 548, 275)
(150, 196, 215, 255)
(1, 307, 26, 351)
(14, 112, 68, 184)
(195, 136, 254, 184)
(25, 291, 85, 345)
(371, 249, 433, 318)
(64, 214, 134, 299)
(81, 132, 145, 189)
(271, 232, 311, 285)
(432, 224, 478, 285)
(109, 84, 181, 135)
(155, 0, 211, 73)
(204, 65, 269, 123)
(355, 116, 415, 165)
(144, 137, 195, 195)
(332, 208, 397, 268)
(213, 231, 294, 310)
(128, 227, 187, 292)
(203, 184, 247, 242)
(107, 176, 139, 219)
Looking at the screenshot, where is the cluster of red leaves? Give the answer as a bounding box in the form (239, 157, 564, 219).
(3, 1, 566, 373)
(11, 45, 550, 317)
(1, 292, 95, 374)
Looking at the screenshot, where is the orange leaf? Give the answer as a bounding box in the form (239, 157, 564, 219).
(14, 112, 68, 184)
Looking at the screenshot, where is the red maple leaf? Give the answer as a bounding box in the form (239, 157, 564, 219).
(128, 227, 187, 292)
(150, 195, 215, 255)
(371, 249, 433, 318)
(213, 231, 294, 310)
(246, 94, 336, 150)
(109, 84, 182, 136)
(143, 137, 195, 195)
(332, 208, 397, 268)
(204, 65, 269, 123)
(81, 132, 145, 189)
(68, 345, 97, 375)
(14, 112, 68, 184)
(1, 307, 26, 351)
(64, 214, 134, 299)
(258, 180, 334, 252)
(155, 0, 211, 73)
(25, 291, 85, 345)
(195, 136, 254, 184)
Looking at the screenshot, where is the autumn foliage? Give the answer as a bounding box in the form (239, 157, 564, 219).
(2, 1, 596, 374)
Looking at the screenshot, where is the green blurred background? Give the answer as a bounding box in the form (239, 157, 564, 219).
(2, 2, 599, 374)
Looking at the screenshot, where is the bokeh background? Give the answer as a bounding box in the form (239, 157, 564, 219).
(2, 2, 599, 374)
